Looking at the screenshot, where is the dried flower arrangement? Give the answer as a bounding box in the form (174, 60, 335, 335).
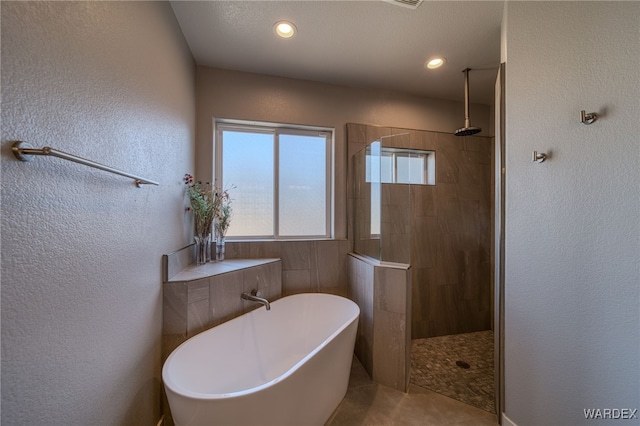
(183, 174, 233, 239)
(184, 174, 214, 239)
(213, 188, 232, 239)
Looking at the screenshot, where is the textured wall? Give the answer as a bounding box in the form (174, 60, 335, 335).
(503, 2, 640, 424)
(1, 2, 195, 425)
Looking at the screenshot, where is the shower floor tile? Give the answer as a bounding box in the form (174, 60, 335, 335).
(411, 330, 496, 413)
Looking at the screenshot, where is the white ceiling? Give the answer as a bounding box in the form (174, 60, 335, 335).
(170, 1, 504, 105)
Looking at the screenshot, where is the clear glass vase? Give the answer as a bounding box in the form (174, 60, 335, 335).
(194, 234, 211, 265)
(215, 235, 226, 262)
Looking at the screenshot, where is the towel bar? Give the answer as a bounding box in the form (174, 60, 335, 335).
(12, 141, 159, 187)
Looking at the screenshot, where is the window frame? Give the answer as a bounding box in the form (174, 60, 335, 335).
(214, 119, 334, 240)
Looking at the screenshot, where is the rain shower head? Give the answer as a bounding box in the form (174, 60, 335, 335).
(454, 126, 482, 137)
(454, 68, 482, 137)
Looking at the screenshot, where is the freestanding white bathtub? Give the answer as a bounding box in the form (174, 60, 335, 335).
(162, 293, 360, 426)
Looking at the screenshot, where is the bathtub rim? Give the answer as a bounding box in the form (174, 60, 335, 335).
(162, 292, 360, 401)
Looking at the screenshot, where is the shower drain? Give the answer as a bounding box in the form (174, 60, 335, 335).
(456, 360, 471, 369)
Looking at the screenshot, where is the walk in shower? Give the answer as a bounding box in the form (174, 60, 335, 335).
(349, 123, 495, 413)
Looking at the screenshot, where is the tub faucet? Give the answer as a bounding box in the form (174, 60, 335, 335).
(241, 289, 271, 311)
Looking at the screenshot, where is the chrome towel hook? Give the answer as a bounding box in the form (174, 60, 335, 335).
(532, 151, 547, 163)
(581, 110, 598, 125)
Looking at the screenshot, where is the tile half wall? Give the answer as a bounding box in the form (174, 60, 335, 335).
(347, 253, 412, 392)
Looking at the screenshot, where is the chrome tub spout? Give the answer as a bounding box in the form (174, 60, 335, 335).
(241, 289, 271, 310)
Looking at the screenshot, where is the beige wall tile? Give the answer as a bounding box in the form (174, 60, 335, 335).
(281, 241, 312, 271)
(266, 260, 282, 301)
(396, 128, 438, 151)
(165, 261, 283, 352)
(187, 278, 210, 304)
(319, 286, 348, 298)
(250, 241, 283, 258)
(242, 263, 270, 292)
(162, 334, 187, 363)
(412, 218, 438, 268)
(382, 132, 410, 149)
(187, 298, 210, 338)
(412, 185, 436, 218)
(435, 233, 462, 286)
(314, 240, 346, 290)
(163, 283, 187, 335)
(283, 269, 312, 295)
(374, 267, 408, 315)
(210, 271, 244, 325)
(226, 241, 282, 259)
(347, 255, 375, 377)
(373, 308, 407, 391)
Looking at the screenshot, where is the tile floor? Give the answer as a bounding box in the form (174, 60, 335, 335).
(411, 331, 495, 413)
(326, 356, 498, 426)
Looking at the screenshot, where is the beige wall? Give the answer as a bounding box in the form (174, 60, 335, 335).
(195, 66, 492, 239)
(503, 2, 639, 424)
(1, 2, 195, 424)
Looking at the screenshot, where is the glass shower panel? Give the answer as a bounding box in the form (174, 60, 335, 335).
(369, 141, 382, 240)
(353, 134, 412, 264)
(379, 136, 411, 264)
(354, 140, 381, 260)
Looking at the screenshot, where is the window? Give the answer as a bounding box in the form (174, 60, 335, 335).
(215, 120, 333, 239)
(366, 146, 435, 185)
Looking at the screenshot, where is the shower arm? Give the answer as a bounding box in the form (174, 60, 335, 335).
(463, 68, 471, 128)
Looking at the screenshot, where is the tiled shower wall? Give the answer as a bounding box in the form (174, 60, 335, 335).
(347, 123, 493, 339)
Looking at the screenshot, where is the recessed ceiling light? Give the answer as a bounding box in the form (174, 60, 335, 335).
(274, 21, 297, 39)
(425, 57, 446, 69)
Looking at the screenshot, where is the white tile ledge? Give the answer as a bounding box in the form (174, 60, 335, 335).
(167, 258, 280, 283)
